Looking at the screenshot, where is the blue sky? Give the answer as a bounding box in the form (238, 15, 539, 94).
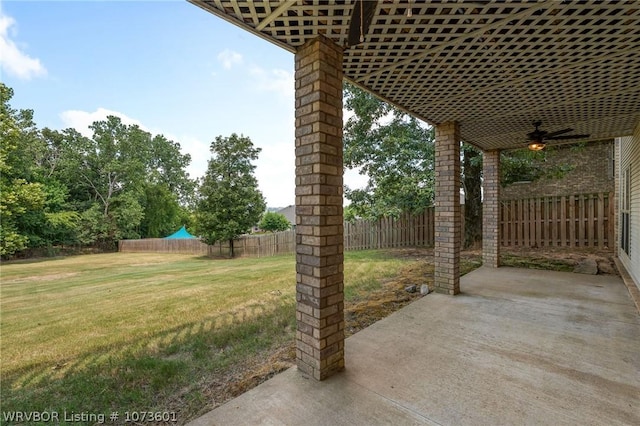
(1, 0, 366, 207)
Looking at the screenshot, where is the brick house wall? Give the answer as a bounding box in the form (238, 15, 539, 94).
(501, 140, 614, 200)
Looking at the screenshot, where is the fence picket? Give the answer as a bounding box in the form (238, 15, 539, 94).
(579, 195, 586, 246)
(597, 193, 604, 247)
(569, 195, 575, 247)
(559, 196, 566, 247)
(587, 195, 595, 246)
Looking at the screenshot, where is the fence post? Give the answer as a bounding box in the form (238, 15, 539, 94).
(608, 192, 615, 249)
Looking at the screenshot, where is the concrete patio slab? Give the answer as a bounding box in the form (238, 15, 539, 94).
(189, 267, 640, 426)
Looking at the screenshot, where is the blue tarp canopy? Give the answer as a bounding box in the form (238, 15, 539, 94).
(164, 226, 196, 239)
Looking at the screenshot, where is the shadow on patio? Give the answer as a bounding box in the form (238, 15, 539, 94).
(190, 267, 639, 425)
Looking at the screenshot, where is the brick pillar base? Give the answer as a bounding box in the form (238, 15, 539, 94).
(294, 35, 345, 381)
(483, 150, 501, 267)
(434, 122, 461, 294)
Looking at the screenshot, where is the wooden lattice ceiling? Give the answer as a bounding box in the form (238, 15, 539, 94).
(188, 0, 640, 150)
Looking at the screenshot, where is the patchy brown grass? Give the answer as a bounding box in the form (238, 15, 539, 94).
(501, 246, 617, 274)
(3, 246, 615, 423)
(187, 245, 617, 420)
(184, 247, 485, 419)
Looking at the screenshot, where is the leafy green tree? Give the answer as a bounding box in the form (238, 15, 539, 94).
(462, 143, 483, 248)
(55, 117, 147, 246)
(76, 192, 144, 248)
(0, 84, 48, 256)
(0, 84, 196, 256)
(501, 148, 577, 187)
(196, 134, 266, 257)
(147, 134, 196, 207)
(259, 212, 290, 232)
(140, 183, 182, 238)
(55, 116, 194, 245)
(343, 83, 435, 219)
(343, 205, 358, 222)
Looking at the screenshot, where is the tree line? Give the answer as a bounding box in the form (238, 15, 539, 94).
(1, 84, 278, 259)
(1, 84, 198, 257)
(2, 81, 569, 258)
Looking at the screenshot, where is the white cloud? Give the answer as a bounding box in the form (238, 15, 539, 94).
(344, 168, 369, 191)
(217, 49, 243, 70)
(378, 111, 395, 126)
(167, 133, 209, 180)
(255, 141, 295, 208)
(343, 108, 355, 124)
(0, 13, 47, 80)
(60, 108, 146, 137)
(249, 66, 294, 99)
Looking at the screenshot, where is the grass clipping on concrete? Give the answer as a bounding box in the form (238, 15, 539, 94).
(1, 250, 447, 424)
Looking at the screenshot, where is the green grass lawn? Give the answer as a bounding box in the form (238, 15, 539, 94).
(0, 251, 413, 424)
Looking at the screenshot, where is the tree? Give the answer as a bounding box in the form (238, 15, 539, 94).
(0, 84, 47, 256)
(0, 84, 196, 257)
(147, 134, 196, 207)
(501, 148, 577, 186)
(462, 143, 483, 248)
(139, 184, 181, 238)
(196, 134, 266, 257)
(259, 212, 290, 232)
(343, 83, 434, 219)
(54, 117, 148, 246)
(55, 116, 195, 246)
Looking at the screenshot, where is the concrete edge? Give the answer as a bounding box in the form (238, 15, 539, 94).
(614, 258, 640, 315)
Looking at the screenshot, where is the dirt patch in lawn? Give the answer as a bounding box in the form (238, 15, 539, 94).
(501, 246, 617, 275)
(182, 246, 617, 423)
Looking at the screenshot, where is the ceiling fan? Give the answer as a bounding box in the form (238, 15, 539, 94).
(526, 121, 590, 151)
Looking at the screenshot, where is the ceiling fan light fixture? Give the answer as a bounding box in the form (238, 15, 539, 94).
(528, 141, 546, 151)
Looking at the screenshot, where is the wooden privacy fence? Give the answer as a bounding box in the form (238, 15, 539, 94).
(205, 231, 296, 258)
(119, 193, 614, 256)
(119, 210, 442, 257)
(118, 238, 209, 255)
(119, 233, 296, 258)
(500, 192, 614, 248)
(344, 210, 439, 250)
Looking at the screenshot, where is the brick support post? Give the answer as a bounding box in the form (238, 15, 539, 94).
(483, 150, 501, 267)
(294, 35, 344, 381)
(614, 139, 620, 257)
(434, 122, 461, 295)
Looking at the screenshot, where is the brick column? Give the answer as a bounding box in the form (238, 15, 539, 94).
(294, 35, 344, 381)
(614, 139, 620, 257)
(483, 150, 501, 267)
(434, 122, 461, 295)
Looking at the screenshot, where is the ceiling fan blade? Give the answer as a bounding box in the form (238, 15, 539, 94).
(545, 128, 573, 137)
(348, 0, 377, 47)
(546, 134, 590, 140)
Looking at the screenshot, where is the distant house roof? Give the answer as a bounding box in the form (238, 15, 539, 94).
(277, 205, 295, 225)
(164, 226, 196, 239)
